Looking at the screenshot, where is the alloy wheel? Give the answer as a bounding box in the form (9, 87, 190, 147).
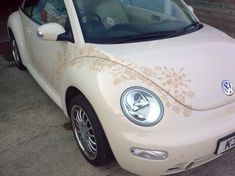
(71, 105, 97, 160)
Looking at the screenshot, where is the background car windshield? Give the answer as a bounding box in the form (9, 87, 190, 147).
(73, 0, 198, 43)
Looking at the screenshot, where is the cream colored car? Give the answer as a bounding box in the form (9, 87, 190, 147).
(7, 0, 235, 175)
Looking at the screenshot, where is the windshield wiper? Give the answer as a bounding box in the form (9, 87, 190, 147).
(114, 31, 176, 43)
(112, 22, 202, 43)
(171, 21, 202, 37)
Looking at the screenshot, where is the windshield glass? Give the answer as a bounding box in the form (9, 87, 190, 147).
(73, 0, 199, 44)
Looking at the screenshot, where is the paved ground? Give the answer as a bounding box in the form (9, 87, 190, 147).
(0, 55, 235, 176)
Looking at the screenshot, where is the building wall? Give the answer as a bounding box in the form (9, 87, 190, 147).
(185, 0, 235, 38)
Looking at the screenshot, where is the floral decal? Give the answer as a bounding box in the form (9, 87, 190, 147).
(55, 44, 194, 117)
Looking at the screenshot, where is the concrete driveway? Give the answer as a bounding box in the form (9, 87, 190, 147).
(0, 55, 234, 176)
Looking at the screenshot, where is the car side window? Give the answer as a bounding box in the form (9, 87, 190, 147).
(23, 0, 68, 27)
(32, 0, 68, 27)
(23, 0, 40, 16)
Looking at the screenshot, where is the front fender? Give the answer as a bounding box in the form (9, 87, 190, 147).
(61, 62, 126, 117)
(7, 11, 30, 66)
(60, 55, 168, 117)
(59, 43, 193, 121)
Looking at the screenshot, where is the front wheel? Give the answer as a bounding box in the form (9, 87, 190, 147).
(69, 94, 113, 166)
(11, 35, 26, 70)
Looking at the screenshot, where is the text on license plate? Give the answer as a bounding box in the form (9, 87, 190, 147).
(216, 134, 235, 155)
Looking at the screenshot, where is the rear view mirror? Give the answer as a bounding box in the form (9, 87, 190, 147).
(37, 23, 66, 41)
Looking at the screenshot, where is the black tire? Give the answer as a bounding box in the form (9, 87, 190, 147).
(10, 35, 26, 70)
(69, 94, 113, 166)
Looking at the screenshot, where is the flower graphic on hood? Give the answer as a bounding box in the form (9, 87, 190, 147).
(55, 44, 194, 117)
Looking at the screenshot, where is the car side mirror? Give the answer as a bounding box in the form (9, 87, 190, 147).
(187, 5, 194, 13)
(37, 23, 66, 41)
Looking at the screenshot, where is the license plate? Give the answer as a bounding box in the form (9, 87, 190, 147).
(215, 133, 235, 155)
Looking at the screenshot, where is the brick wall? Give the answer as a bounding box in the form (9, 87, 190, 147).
(185, 0, 235, 38)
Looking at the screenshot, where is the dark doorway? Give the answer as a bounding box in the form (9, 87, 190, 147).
(0, 0, 23, 59)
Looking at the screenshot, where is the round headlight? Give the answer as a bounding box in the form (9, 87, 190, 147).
(121, 87, 164, 127)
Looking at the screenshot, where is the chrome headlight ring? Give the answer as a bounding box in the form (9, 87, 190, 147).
(121, 87, 164, 127)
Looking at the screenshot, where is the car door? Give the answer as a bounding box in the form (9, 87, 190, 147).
(19, 0, 40, 67)
(20, 0, 72, 100)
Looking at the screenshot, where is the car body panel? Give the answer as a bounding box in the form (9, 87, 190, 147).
(95, 24, 235, 111)
(59, 43, 192, 117)
(96, 101, 235, 176)
(18, 9, 64, 107)
(7, 0, 235, 176)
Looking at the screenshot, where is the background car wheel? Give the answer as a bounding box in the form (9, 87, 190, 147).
(10, 35, 26, 70)
(69, 94, 113, 166)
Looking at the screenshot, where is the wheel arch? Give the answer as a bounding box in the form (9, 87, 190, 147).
(64, 85, 114, 152)
(64, 84, 105, 118)
(61, 68, 118, 125)
(66, 85, 114, 164)
(65, 86, 83, 117)
(61, 62, 128, 164)
(61, 67, 117, 117)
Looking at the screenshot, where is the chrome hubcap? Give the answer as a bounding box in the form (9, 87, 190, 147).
(71, 105, 97, 160)
(12, 39, 20, 64)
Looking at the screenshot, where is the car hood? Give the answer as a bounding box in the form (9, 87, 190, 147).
(95, 24, 235, 111)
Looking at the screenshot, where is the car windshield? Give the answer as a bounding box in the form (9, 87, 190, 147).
(73, 0, 200, 44)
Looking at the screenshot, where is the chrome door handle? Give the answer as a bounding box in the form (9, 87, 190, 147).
(26, 28, 32, 34)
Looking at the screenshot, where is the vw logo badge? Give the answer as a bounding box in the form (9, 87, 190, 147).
(222, 80, 234, 96)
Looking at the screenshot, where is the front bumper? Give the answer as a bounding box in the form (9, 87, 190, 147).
(95, 102, 235, 176)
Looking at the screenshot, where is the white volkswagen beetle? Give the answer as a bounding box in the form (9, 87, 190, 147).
(7, 0, 235, 175)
